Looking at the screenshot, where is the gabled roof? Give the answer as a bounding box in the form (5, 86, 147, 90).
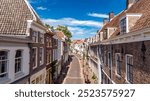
(0, 0, 44, 35)
(100, 10, 126, 32)
(99, 0, 150, 39)
(56, 31, 66, 40)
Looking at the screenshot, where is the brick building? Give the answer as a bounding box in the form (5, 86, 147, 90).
(88, 0, 150, 84)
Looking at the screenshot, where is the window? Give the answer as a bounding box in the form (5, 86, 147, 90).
(39, 33, 44, 43)
(108, 52, 111, 68)
(32, 48, 37, 68)
(32, 31, 38, 42)
(15, 50, 22, 73)
(47, 37, 51, 47)
(47, 50, 51, 64)
(39, 47, 44, 65)
(104, 51, 106, 66)
(126, 55, 133, 83)
(103, 29, 108, 39)
(0, 51, 8, 78)
(120, 18, 126, 34)
(115, 53, 121, 76)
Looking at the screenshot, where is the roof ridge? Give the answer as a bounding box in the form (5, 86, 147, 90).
(24, 0, 36, 20)
(24, 0, 43, 25)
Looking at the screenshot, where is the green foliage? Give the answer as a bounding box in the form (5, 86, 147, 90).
(92, 73, 97, 80)
(51, 60, 58, 79)
(56, 25, 72, 39)
(45, 24, 54, 30)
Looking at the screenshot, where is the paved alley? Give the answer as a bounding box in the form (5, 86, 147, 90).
(63, 55, 84, 84)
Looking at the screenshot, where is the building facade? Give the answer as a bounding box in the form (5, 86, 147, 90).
(87, 0, 150, 84)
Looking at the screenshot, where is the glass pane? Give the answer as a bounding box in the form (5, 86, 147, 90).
(0, 51, 7, 60)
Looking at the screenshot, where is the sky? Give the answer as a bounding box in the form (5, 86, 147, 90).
(29, 0, 126, 40)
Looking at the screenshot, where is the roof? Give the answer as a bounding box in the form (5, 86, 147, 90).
(0, 0, 44, 35)
(72, 40, 84, 44)
(126, 0, 150, 32)
(56, 31, 66, 40)
(100, 10, 126, 32)
(99, 0, 150, 39)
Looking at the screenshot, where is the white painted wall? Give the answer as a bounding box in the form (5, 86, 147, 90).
(0, 42, 29, 84)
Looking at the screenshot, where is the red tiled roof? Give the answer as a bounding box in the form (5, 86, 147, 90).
(100, 0, 150, 38)
(72, 40, 84, 44)
(56, 31, 65, 39)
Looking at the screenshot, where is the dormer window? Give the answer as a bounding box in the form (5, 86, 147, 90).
(120, 13, 142, 34)
(120, 17, 127, 34)
(103, 29, 108, 40)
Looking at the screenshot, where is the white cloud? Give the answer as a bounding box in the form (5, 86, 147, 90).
(42, 17, 101, 39)
(42, 17, 103, 28)
(37, 6, 47, 10)
(88, 13, 109, 18)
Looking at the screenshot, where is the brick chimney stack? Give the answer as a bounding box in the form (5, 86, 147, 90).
(103, 18, 108, 25)
(109, 12, 114, 21)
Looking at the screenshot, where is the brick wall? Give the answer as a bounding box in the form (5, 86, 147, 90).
(102, 40, 150, 84)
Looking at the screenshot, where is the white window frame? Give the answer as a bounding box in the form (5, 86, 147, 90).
(115, 53, 121, 77)
(39, 47, 44, 65)
(120, 17, 127, 34)
(0, 50, 9, 78)
(32, 47, 37, 69)
(32, 31, 38, 43)
(39, 33, 44, 44)
(15, 50, 23, 74)
(125, 54, 133, 84)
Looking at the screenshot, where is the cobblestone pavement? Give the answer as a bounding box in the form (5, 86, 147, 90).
(63, 55, 84, 84)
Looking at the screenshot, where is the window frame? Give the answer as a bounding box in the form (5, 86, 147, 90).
(125, 54, 133, 84)
(32, 31, 38, 43)
(0, 50, 9, 78)
(39, 47, 44, 65)
(32, 47, 37, 69)
(15, 50, 23, 74)
(115, 53, 122, 77)
(39, 33, 44, 44)
(120, 17, 127, 34)
(103, 29, 108, 39)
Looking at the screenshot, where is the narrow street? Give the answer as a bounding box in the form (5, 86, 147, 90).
(63, 55, 84, 84)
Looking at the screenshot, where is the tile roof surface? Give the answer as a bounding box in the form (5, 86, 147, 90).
(0, 0, 43, 35)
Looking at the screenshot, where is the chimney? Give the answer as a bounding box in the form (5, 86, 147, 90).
(109, 12, 114, 21)
(103, 18, 108, 25)
(126, 0, 139, 9)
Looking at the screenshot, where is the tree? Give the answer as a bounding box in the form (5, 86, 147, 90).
(45, 24, 54, 30)
(56, 25, 72, 39)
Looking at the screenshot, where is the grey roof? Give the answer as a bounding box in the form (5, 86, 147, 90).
(0, 0, 44, 35)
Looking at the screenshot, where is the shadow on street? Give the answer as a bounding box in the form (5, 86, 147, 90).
(55, 55, 74, 84)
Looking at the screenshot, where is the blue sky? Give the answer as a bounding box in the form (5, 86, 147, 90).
(29, 0, 126, 40)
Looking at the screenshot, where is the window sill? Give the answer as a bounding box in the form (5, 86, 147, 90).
(125, 80, 132, 84)
(0, 77, 11, 84)
(15, 72, 24, 79)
